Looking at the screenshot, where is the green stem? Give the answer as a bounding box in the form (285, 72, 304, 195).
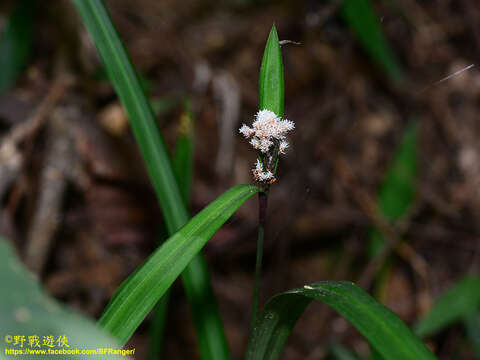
(251, 191, 268, 329)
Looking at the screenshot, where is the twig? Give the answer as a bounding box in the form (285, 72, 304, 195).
(332, 156, 416, 289)
(396, 242, 432, 314)
(2, 79, 70, 145)
(24, 105, 79, 274)
(0, 143, 23, 197)
(0, 79, 70, 200)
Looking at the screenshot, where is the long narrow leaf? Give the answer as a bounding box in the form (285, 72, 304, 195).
(414, 275, 480, 338)
(340, 0, 405, 86)
(246, 281, 437, 360)
(150, 293, 169, 360)
(369, 121, 418, 255)
(370, 349, 385, 360)
(72, 0, 185, 230)
(99, 184, 259, 344)
(150, 103, 195, 359)
(72, 1, 232, 358)
(259, 25, 284, 118)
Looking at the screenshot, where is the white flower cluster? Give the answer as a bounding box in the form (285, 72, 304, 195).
(239, 109, 294, 183)
(239, 110, 294, 154)
(253, 159, 274, 181)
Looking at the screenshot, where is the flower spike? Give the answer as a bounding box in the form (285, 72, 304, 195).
(239, 109, 294, 184)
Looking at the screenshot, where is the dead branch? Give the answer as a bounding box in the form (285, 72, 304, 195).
(24, 105, 79, 274)
(0, 79, 71, 200)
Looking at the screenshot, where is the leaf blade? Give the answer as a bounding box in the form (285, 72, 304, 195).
(259, 25, 284, 117)
(72, 0, 186, 231)
(72, 2, 233, 358)
(99, 184, 259, 344)
(150, 101, 195, 359)
(414, 275, 480, 338)
(246, 281, 437, 360)
(370, 121, 418, 255)
(340, 0, 405, 86)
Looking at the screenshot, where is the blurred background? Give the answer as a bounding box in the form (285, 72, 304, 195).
(0, 0, 479, 359)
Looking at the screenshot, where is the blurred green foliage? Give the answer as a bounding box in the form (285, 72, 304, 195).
(0, 0, 33, 93)
(0, 237, 123, 360)
(369, 121, 418, 255)
(415, 276, 480, 338)
(340, 0, 406, 86)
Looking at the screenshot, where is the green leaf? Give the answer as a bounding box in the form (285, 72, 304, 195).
(246, 281, 437, 360)
(99, 184, 259, 345)
(414, 276, 480, 338)
(0, 237, 125, 360)
(259, 25, 284, 117)
(72, 0, 185, 231)
(72, 1, 232, 358)
(0, 0, 33, 92)
(150, 102, 195, 360)
(369, 349, 385, 360)
(369, 121, 418, 255)
(150, 293, 169, 360)
(340, 0, 405, 86)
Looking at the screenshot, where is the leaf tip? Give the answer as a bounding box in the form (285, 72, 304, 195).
(268, 23, 279, 42)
